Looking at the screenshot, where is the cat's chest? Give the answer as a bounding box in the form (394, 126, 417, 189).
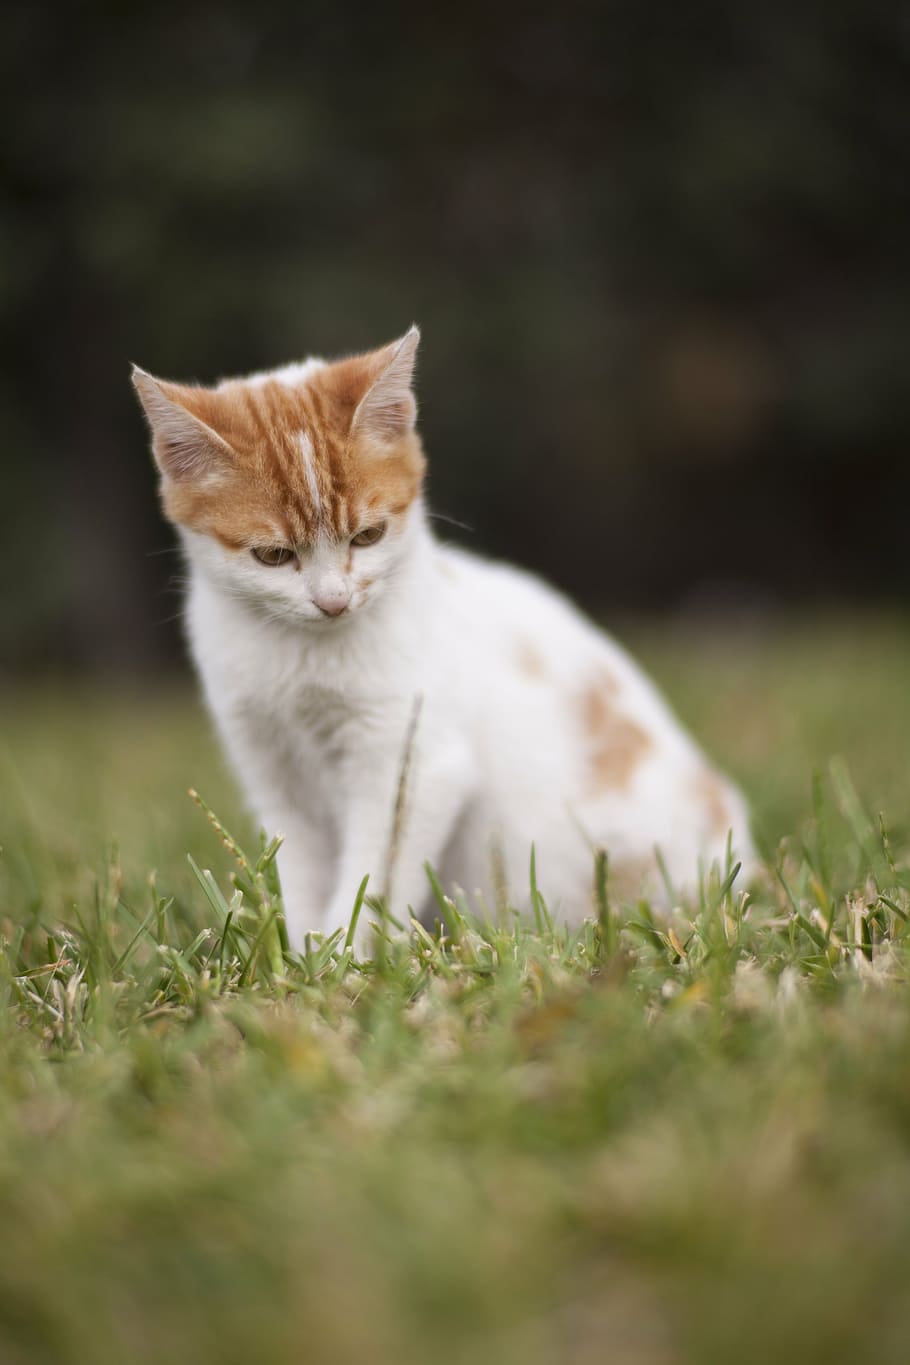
(284, 686, 381, 762)
(228, 665, 401, 759)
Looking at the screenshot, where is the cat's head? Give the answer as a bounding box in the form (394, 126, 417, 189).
(133, 328, 425, 624)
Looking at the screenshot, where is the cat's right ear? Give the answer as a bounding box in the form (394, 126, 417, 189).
(131, 367, 234, 483)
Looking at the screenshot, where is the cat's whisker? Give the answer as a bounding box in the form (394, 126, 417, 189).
(155, 607, 189, 627)
(428, 512, 474, 534)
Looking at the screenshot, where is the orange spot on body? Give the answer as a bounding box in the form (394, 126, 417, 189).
(514, 638, 547, 679)
(693, 768, 732, 838)
(579, 672, 652, 792)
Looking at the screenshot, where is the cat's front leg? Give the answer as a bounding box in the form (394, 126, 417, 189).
(212, 712, 333, 948)
(272, 817, 335, 949)
(319, 737, 477, 952)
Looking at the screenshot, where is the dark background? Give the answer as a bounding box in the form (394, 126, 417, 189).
(2, 0, 908, 675)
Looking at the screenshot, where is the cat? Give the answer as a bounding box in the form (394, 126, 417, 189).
(133, 327, 755, 950)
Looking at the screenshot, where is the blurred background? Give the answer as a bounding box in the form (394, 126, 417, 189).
(5, 13, 910, 1362)
(1, 0, 908, 676)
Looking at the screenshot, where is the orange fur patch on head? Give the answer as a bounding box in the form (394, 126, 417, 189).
(579, 673, 652, 792)
(693, 768, 732, 838)
(136, 336, 426, 551)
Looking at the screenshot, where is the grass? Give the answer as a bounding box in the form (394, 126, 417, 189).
(2, 612, 910, 1364)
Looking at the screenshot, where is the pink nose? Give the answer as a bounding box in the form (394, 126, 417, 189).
(313, 591, 350, 617)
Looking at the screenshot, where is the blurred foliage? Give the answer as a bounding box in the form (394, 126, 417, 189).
(1, 0, 908, 672)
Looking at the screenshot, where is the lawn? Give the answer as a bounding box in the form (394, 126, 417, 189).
(2, 612, 910, 1365)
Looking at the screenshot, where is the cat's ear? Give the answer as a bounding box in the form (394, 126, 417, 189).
(351, 326, 420, 444)
(132, 367, 235, 482)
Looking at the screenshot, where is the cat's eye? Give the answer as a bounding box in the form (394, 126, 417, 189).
(351, 523, 386, 548)
(251, 546, 296, 567)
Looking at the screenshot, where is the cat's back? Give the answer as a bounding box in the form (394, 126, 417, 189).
(435, 541, 608, 650)
(433, 543, 683, 727)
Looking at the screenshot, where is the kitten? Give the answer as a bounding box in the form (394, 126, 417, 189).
(133, 327, 754, 949)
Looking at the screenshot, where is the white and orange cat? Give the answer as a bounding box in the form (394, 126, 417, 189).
(134, 327, 753, 949)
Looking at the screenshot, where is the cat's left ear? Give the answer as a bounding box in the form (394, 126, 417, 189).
(132, 367, 235, 483)
(351, 326, 420, 444)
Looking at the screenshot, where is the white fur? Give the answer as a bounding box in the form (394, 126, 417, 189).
(236, 358, 326, 389)
(296, 431, 321, 515)
(181, 501, 755, 950)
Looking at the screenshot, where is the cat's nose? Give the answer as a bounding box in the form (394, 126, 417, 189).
(316, 598, 348, 618)
(312, 586, 351, 617)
